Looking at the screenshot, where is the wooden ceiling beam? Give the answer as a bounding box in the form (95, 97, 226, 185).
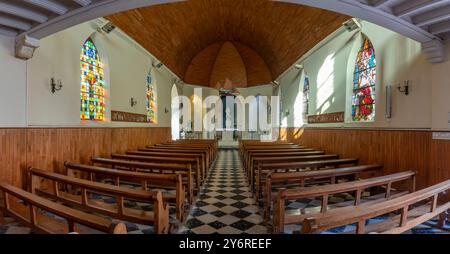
(413, 4, 450, 27)
(394, 0, 450, 19)
(429, 19, 450, 34)
(0, 25, 18, 37)
(73, 0, 93, 7)
(0, 1, 48, 23)
(23, 0, 69, 15)
(0, 15, 33, 31)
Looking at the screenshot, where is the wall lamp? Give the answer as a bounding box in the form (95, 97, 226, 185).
(397, 80, 410, 96)
(130, 97, 138, 107)
(51, 78, 63, 93)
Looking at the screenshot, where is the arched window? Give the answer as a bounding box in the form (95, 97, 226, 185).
(80, 38, 105, 121)
(146, 72, 157, 123)
(302, 73, 310, 123)
(352, 37, 376, 122)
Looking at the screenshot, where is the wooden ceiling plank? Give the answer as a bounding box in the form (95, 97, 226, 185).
(0, 15, 32, 31)
(0, 1, 48, 23)
(23, 0, 69, 15)
(413, 3, 450, 27)
(429, 19, 450, 34)
(0, 26, 18, 37)
(74, 0, 93, 7)
(394, 0, 450, 19)
(370, 0, 394, 8)
(107, 0, 348, 87)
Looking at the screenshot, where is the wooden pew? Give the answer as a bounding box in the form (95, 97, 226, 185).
(64, 162, 186, 221)
(127, 150, 207, 177)
(254, 158, 359, 198)
(245, 151, 324, 173)
(272, 170, 417, 233)
(0, 183, 127, 234)
(241, 146, 310, 163)
(153, 144, 215, 162)
(170, 139, 218, 153)
(111, 153, 204, 184)
(263, 165, 383, 221)
(91, 157, 195, 204)
(248, 154, 340, 192)
(243, 149, 317, 170)
(27, 168, 170, 234)
(141, 147, 211, 168)
(300, 179, 450, 234)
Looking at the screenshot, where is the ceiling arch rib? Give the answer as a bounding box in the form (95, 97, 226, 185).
(0, 0, 444, 65)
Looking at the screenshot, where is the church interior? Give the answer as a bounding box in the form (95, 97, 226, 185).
(0, 0, 449, 235)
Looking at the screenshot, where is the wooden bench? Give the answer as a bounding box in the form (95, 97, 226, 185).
(154, 143, 215, 160)
(27, 168, 170, 234)
(155, 144, 216, 162)
(0, 182, 127, 234)
(64, 162, 186, 221)
(263, 165, 384, 221)
(300, 179, 450, 234)
(111, 153, 204, 184)
(169, 140, 218, 154)
(254, 158, 360, 198)
(127, 150, 207, 177)
(241, 146, 310, 163)
(91, 157, 195, 204)
(141, 147, 212, 168)
(244, 150, 319, 171)
(248, 154, 340, 192)
(272, 171, 417, 233)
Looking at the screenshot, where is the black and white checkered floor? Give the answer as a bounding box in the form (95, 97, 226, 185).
(0, 148, 448, 234)
(178, 149, 267, 234)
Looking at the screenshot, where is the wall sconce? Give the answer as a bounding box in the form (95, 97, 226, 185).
(398, 80, 410, 96)
(51, 78, 63, 93)
(130, 97, 138, 107)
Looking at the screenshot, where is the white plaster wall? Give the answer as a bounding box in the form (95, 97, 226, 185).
(0, 35, 27, 127)
(431, 42, 450, 131)
(26, 19, 176, 128)
(279, 21, 432, 129)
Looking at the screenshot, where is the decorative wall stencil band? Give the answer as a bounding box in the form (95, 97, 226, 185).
(307, 112, 345, 124)
(111, 110, 150, 123)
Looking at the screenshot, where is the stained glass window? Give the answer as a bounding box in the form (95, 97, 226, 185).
(146, 72, 157, 123)
(80, 38, 105, 121)
(303, 74, 310, 123)
(352, 37, 376, 122)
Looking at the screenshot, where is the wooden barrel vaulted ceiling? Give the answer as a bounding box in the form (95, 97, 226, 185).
(107, 0, 349, 88)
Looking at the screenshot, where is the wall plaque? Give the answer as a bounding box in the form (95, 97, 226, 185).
(307, 112, 345, 124)
(111, 110, 150, 123)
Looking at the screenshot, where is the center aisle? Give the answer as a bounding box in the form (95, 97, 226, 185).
(178, 149, 267, 234)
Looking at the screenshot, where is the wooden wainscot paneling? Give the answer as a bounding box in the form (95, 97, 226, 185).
(0, 129, 27, 188)
(284, 128, 437, 191)
(0, 127, 171, 189)
(111, 128, 171, 154)
(307, 112, 345, 124)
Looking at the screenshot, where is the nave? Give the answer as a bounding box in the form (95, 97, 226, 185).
(1, 143, 448, 235)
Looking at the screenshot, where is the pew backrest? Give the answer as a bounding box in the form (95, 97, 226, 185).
(301, 179, 450, 234)
(0, 182, 127, 234)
